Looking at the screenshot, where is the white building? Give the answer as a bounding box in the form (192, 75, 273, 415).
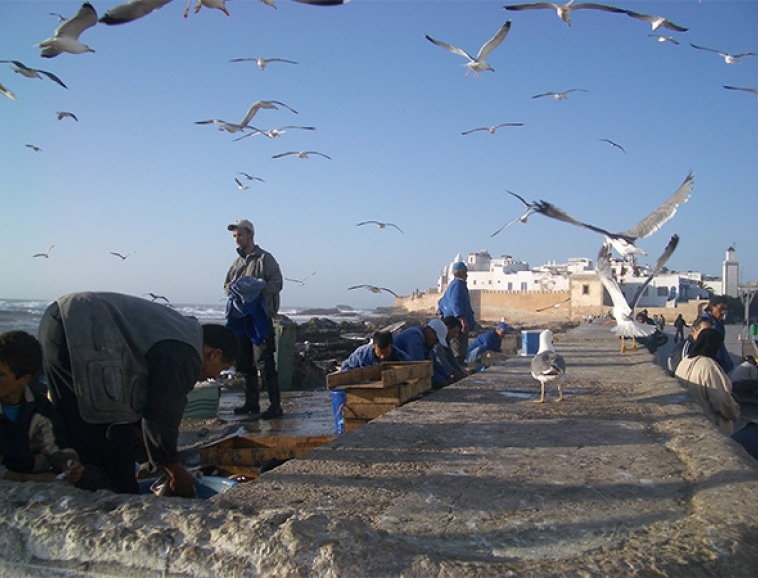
(723, 246, 740, 298)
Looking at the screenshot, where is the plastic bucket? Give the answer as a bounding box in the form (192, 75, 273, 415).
(330, 389, 346, 435)
(521, 330, 542, 356)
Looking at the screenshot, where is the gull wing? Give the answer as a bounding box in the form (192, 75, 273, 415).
(100, 0, 174, 25)
(620, 171, 693, 241)
(425, 35, 476, 62)
(55, 2, 98, 39)
(476, 20, 511, 62)
(629, 234, 679, 310)
(596, 244, 631, 321)
(535, 200, 623, 239)
(504, 3, 560, 12)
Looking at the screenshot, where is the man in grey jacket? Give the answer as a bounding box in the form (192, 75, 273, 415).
(39, 292, 239, 497)
(224, 219, 284, 419)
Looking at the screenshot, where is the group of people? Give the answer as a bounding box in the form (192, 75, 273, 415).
(338, 260, 511, 389)
(0, 218, 288, 497)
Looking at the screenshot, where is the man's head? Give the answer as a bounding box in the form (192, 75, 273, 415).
(227, 219, 255, 254)
(442, 315, 462, 342)
(200, 325, 240, 380)
(690, 315, 714, 341)
(495, 322, 510, 338)
(425, 318, 448, 348)
(371, 330, 395, 362)
(0, 331, 42, 404)
(452, 261, 468, 280)
(707, 295, 729, 320)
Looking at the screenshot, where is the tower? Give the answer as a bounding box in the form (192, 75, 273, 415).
(722, 246, 739, 297)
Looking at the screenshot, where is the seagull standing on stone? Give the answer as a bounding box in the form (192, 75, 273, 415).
(596, 235, 679, 353)
(599, 138, 626, 153)
(690, 44, 756, 65)
(99, 0, 174, 25)
(491, 190, 539, 237)
(230, 57, 298, 71)
(531, 330, 566, 402)
(425, 20, 511, 78)
(531, 171, 693, 262)
(33, 245, 55, 258)
(503, 2, 627, 27)
(0, 61, 68, 89)
(461, 122, 524, 135)
(356, 220, 404, 233)
(37, 2, 98, 58)
(532, 88, 588, 101)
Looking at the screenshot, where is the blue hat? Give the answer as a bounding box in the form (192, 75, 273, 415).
(452, 261, 467, 272)
(496, 322, 509, 333)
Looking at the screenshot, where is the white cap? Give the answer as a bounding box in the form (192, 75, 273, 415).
(227, 219, 254, 234)
(427, 318, 448, 347)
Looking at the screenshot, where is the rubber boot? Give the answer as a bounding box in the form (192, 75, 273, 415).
(233, 374, 260, 415)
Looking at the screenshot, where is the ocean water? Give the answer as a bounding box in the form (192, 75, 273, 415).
(0, 298, 387, 337)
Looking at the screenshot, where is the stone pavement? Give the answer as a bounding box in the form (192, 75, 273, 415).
(2, 323, 758, 577)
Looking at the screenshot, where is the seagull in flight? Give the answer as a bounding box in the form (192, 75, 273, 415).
(649, 34, 679, 45)
(532, 171, 693, 262)
(196, 100, 298, 134)
(356, 220, 404, 233)
(237, 172, 265, 183)
(99, 0, 174, 25)
(230, 57, 298, 71)
(37, 2, 98, 58)
(56, 111, 78, 121)
(461, 122, 524, 135)
(145, 292, 171, 305)
(690, 44, 757, 65)
(532, 88, 588, 101)
(33, 245, 55, 258)
(503, 2, 627, 27)
(596, 235, 679, 352)
(184, 0, 229, 18)
(235, 125, 313, 140)
(0, 61, 67, 89)
(348, 285, 399, 298)
(0, 82, 16, 101)
(25, 144, 42, 152)
(531, 330, 566, 402)
(110, 251, 134, 260)
(491, 190, 539, 237)
(599, 138, 626, 153)
(425, 20, 511, 78)
(49, 12, 67, 21)
(723, 86, 758, 99)
(234, 177, 252, 190)
(272, 150, 331, 160)
(618, 8, 688, 32)
(285, 271, 317, 286)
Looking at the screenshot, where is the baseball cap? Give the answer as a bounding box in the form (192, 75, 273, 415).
(227, 219, 254, 234)
(427, 318, 448, 347)
(452, 261, 467, 272)
(496, 322, 510, 333)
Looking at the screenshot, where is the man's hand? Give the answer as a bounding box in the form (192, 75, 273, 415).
(164, 463, 197, 498)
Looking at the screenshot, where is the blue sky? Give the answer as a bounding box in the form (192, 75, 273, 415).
(1, 0, 756, 309)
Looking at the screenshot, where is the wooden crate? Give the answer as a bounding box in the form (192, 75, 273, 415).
(199, 434, 336, 478)
(326, 361, 432, 421)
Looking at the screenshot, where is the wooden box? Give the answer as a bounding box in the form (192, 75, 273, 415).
(199, 434, 336, 478)
(326, 361, 433, 421)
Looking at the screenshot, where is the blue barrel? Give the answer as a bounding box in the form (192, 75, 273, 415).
(521, 330, 542, 356)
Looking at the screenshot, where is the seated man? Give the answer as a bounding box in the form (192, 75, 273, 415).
(340, 330, 408, 371)
(39, 292, 239, 497)
(730, 355, 758, 400)
(0, 330, 94, 488)
(466, 322, 510, 367)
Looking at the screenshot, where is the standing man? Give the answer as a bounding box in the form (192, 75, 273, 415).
(437, 261, 476, 365)
(700, 295, 734, 373)
(225, 219, 284, 419)
(39, 292, 239, 497)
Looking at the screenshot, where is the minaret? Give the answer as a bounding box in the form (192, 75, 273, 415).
(722, 246, 739, 297)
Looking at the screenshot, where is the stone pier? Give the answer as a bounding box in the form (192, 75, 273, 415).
(2, 323, 757, 577)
